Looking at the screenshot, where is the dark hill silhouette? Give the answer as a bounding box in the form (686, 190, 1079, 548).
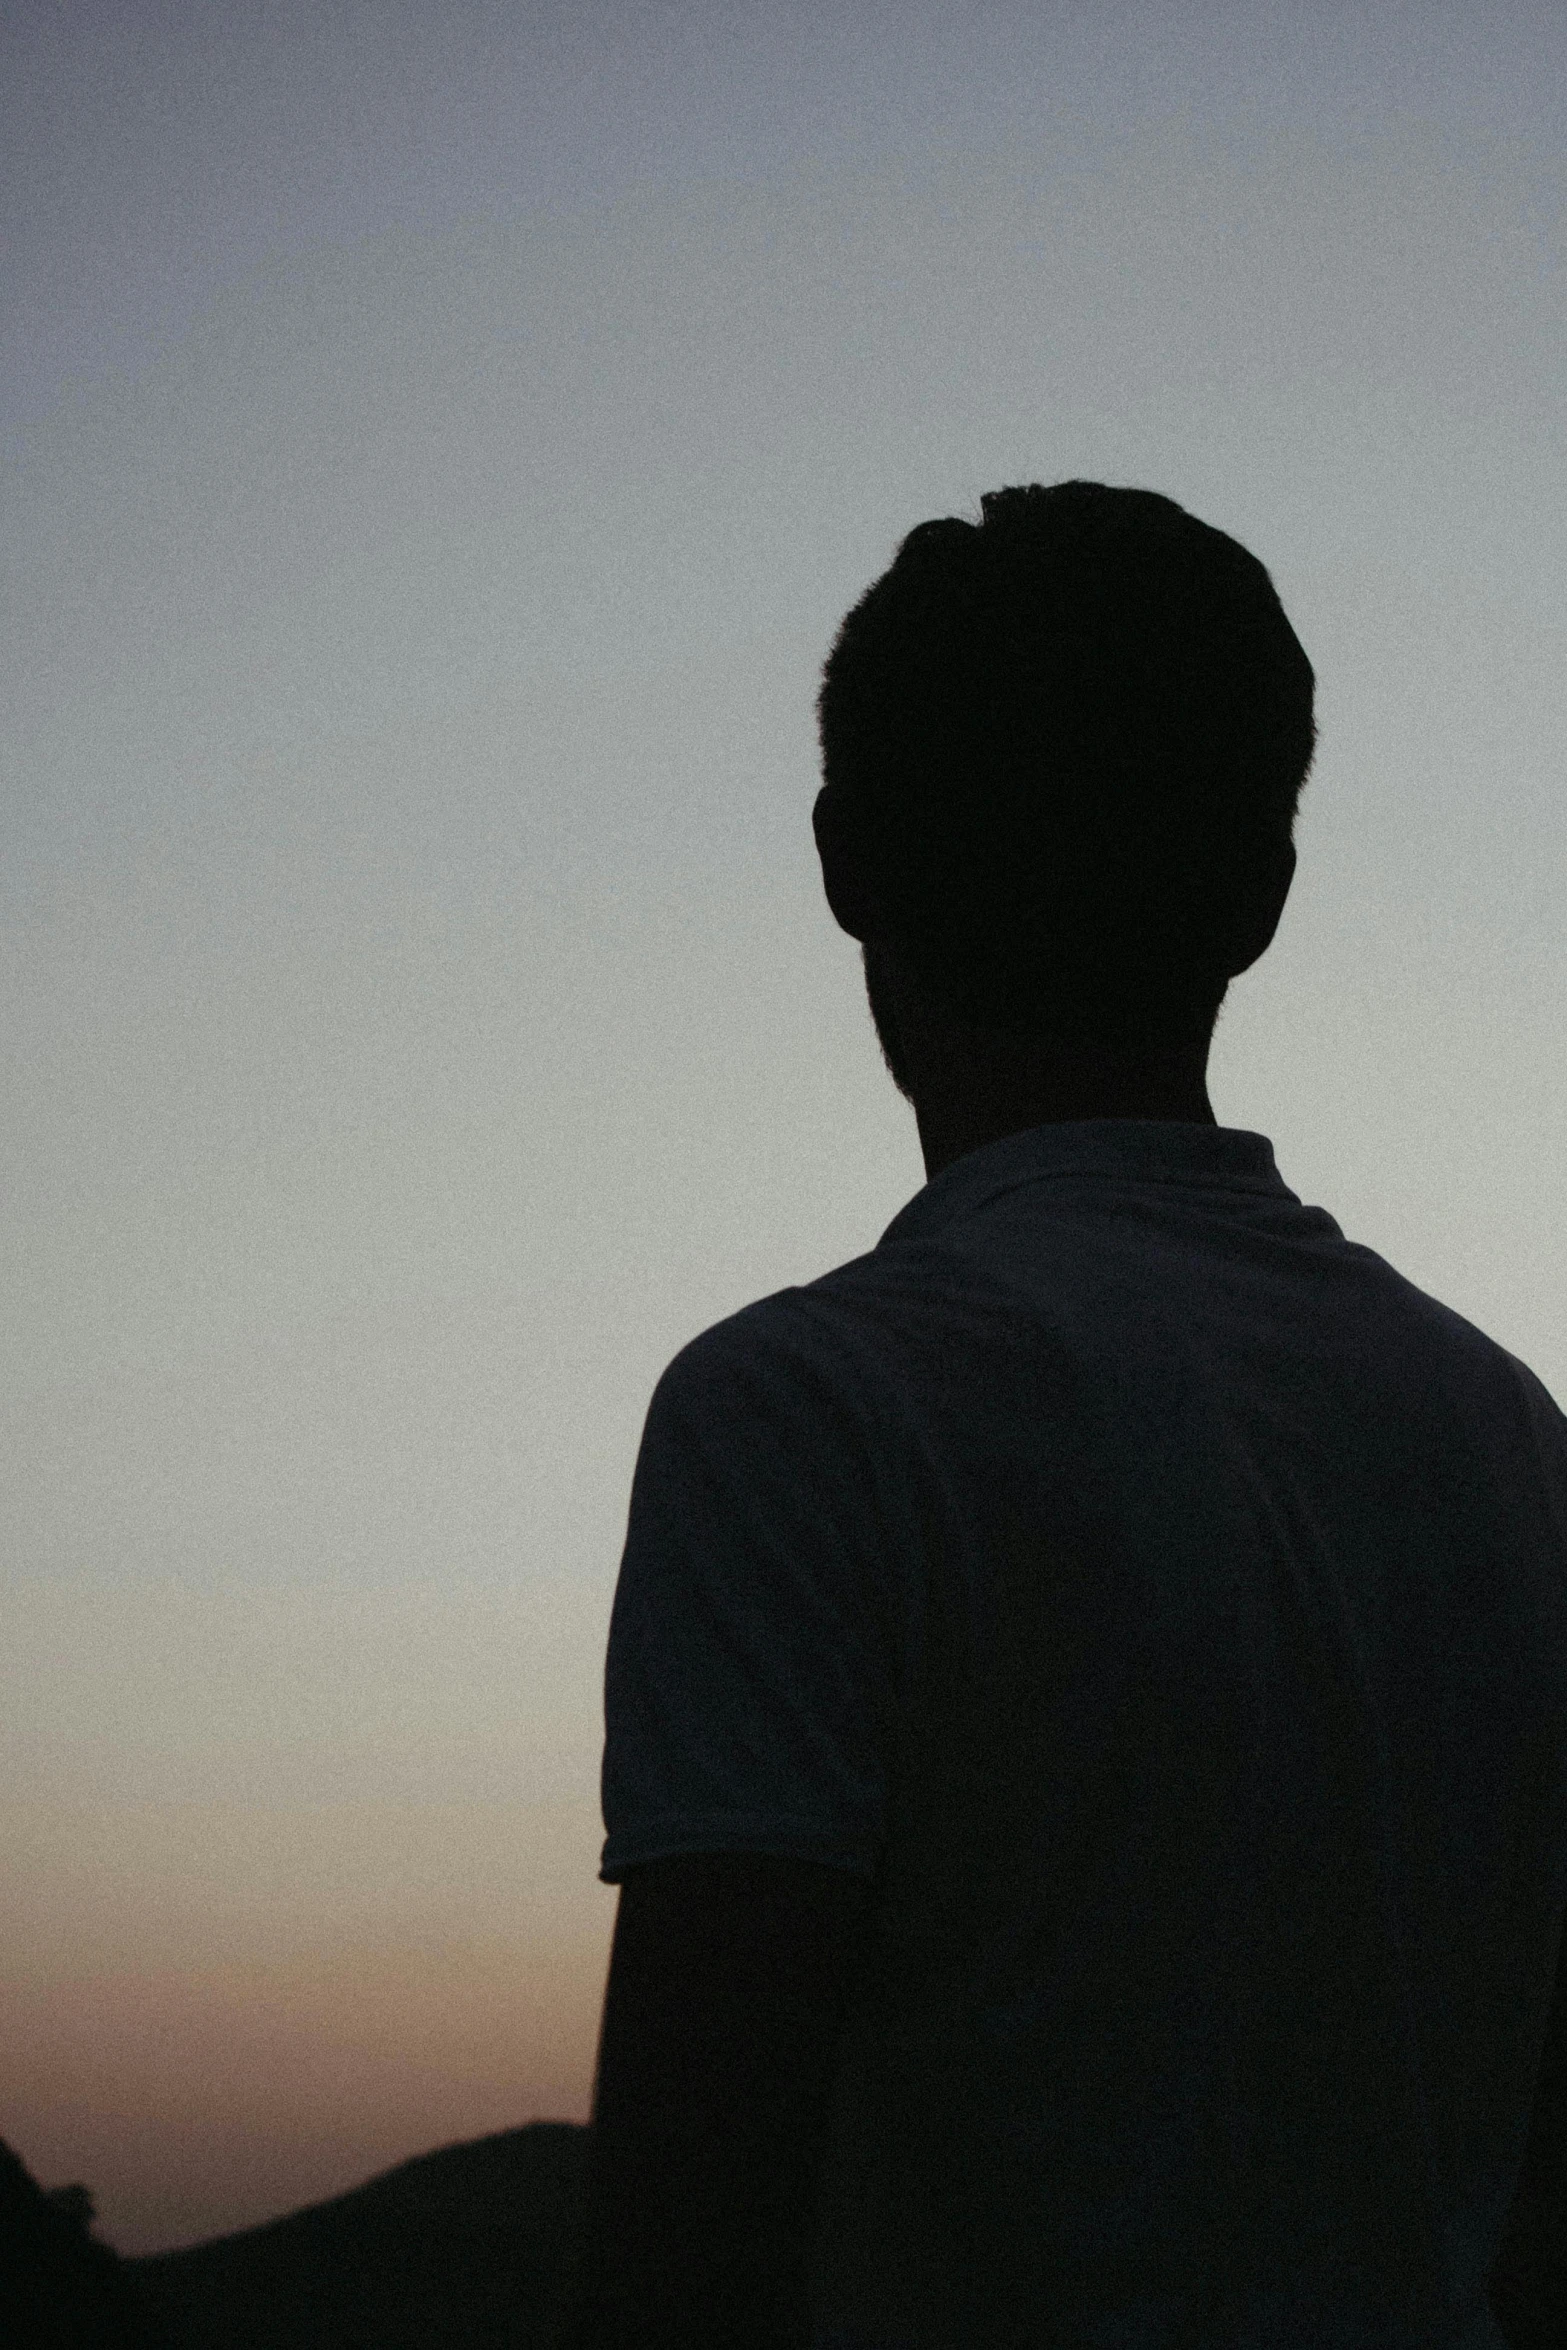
(128, 2121, 590, 2350)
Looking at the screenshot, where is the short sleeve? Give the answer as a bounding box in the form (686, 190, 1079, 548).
(599, 1301, 899, 1885)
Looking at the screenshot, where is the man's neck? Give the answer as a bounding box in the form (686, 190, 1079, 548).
(911, 1062, 1217, 1180)
(860, 937, 1221, 1180)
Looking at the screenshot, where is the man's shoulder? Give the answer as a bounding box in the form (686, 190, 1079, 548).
(656, 1260, 870, 1374)
(650, 1247, 939, 1425)
(1497, 1347, 1567, 1528)
(1356, 1251, 1567, 1425)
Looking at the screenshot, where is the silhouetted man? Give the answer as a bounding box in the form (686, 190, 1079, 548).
(562, 484, 1567, 2347)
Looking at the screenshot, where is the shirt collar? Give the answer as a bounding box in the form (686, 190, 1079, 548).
(877, 1120, 1293, 1251)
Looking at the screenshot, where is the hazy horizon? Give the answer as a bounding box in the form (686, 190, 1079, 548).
(4, 0, 1563, 2254)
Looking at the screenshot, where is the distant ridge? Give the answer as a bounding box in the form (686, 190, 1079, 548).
(130, 2120, 591, 2350)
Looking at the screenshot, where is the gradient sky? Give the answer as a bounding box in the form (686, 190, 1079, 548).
(4, 0, 1563, 2256)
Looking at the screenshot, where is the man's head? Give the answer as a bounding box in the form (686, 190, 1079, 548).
(814, 482, 1315, 1062)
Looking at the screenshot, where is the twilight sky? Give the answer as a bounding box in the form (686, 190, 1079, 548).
(4, 0, 1563, 2256)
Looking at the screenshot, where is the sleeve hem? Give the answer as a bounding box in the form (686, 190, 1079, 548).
(599, 1818, 880, 1885)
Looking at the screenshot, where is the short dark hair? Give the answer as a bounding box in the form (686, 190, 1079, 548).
(816, 481, 1316, 1032)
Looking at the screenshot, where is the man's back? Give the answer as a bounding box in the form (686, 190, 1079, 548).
(600, 1121, 1567, 2346)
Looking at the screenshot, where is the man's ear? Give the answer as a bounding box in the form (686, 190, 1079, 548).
(812, 785, 876, 943)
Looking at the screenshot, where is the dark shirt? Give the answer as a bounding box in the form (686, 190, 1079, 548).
(601, 1122, 1567, 2345)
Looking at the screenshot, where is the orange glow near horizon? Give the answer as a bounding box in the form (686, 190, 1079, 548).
(5, 1792, 617, 2253)
(8, 1924, 612, 2256)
